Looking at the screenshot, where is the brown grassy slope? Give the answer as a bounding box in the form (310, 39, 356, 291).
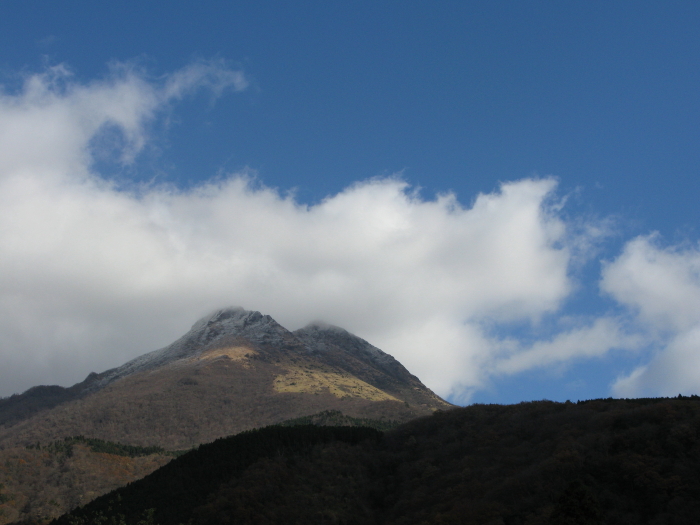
(0, 444, 171, 525)
(0, 346, 446, 450)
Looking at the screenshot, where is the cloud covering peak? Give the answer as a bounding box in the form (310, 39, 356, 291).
(1, 61, 699, 402)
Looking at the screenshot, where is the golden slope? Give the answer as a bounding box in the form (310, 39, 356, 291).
(274, 364, 399, 402)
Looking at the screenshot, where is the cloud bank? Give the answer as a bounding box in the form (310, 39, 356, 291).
(1, 61, 699, 401)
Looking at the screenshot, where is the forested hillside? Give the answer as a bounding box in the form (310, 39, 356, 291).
(0, 411, 397, 524)
(53, 425, 382, 525)
(53, 396, 700, 525)
(0, 440, 171, 524)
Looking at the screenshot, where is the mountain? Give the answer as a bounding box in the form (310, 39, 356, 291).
(0, 308, 449, 450)
(54, 397, 700, 525)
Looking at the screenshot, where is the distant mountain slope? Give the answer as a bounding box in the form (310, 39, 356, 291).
(0, 374, 106, 430)
(54, 397, 700, 525)
(0, 308, 450, 449)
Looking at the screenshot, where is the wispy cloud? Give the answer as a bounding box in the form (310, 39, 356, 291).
(492, 318, 643, 376)
(0, 59, 247, 172)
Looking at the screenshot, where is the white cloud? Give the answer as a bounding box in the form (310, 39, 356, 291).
(492, 318, 642, 376)
(612, 327, 700, 398)
(0, 61, 638, 401)
(0, 58, 247, 175)
(602, 235, 700, 333)
(602, 235, 700, 397)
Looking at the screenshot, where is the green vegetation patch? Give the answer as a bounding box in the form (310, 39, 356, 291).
(26, 436, 183, 458)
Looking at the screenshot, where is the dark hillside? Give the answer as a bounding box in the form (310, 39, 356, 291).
(374, 397, 700, 524)
(52, 425, 382, 525)
(53, 397, 700, 525)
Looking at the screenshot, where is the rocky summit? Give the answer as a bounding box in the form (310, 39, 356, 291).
(0, 308, 450, 450)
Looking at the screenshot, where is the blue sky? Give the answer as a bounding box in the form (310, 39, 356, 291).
(1, 2, 700, 404)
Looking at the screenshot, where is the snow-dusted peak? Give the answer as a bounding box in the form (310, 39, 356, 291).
(294, 322, 417, 383)
(188, 307, 291, 346)
(298, 320, 346, 335)
(88, 307, 290, 391)
(190, 307, 271, 338)
(79, 307, 421, 396)
(189, 306, 248, 331)
(295, 322, 386, 360)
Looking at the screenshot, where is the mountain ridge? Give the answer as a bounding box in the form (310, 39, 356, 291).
(86, 307, 295, 392)
(0, 307, 450, 449)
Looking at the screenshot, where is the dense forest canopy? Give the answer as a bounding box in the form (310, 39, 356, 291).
(51, 397, 700, 525)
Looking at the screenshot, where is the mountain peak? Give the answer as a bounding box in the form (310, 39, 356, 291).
(296, 320, 347, 339)
(89, 307, 293, 390)
(189, 307, 281, 343)
(190, 306, 264, 331)
(0, 306, 451, 453)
